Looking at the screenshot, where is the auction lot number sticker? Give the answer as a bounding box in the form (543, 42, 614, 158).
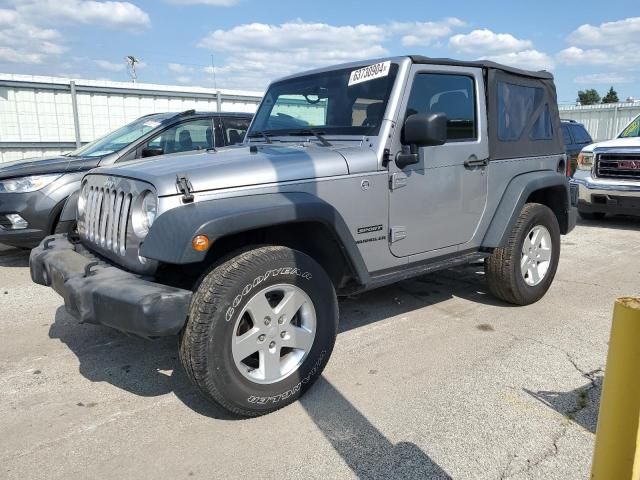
(348, 61, 391, 86)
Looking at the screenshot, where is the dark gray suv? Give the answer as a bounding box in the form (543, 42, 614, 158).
(0, 110, 252, 248)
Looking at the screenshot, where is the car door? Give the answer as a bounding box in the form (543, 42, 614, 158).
(388, 66, 489, 257)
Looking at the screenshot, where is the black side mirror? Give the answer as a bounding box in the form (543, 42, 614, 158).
(396, 112, 448, 169)
(404, 112, 447, 147)
(142, 147, 164, 158)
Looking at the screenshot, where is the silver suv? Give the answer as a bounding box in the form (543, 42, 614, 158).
(30, 56, 576, 416)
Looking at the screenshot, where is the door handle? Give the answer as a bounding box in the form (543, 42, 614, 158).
(464, 157, 488, 168)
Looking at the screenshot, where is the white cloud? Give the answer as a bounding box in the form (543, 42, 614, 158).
(165, 0, 239, 5)
(560, 17, 640, 67)
(557, 46, 640, 67)
(574, 72, 634, 85)
(449, 29, 533, 54)
(168, 63, 194, 73)
(390, 18, 465, 47)
(175, 75, 192, 83)
(483, 50, 555, 71)
(0, 7, 65, 64)
(6, 0, 150, 30)
(568, 17, 640, 47)
(95, 59, 125, 72)
(197, 21, 390, 89)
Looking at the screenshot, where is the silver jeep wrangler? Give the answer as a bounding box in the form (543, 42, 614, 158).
(30, 56, 576, 416)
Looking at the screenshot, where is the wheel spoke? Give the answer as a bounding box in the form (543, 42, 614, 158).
(232, 328, 261, 363)
(538, 247, 551, 262)
(245, 292, 274, 322)
(261, 349, 281, 382)
(529, 265, 541, 284)
(520, 255, 529, 277)
(274, 288, 307, 323)
(282, 326, 314, 352)
(530, 228, 542, 248)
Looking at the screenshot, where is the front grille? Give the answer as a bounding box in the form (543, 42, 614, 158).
(81, 186, 132, 256)
(596, 153, 640, 180)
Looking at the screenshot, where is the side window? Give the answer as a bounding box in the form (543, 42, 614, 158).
(143, 119, 214, 156)
(561, 125, 572, 145)
(405, 73, 476, 141)
(497, 82, 552, 142)
(222, 117, 251, 145)
(570, 124, 592, 144)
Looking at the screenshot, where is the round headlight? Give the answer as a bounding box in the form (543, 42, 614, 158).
(142, 191, 157, 230)
(132, 191, 157, 237)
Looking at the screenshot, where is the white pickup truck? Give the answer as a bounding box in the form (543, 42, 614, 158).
(571, 113, 640, 219)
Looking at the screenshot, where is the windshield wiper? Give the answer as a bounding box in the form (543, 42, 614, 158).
(287, 128, 332, 147)
(247, 131, 272, 144)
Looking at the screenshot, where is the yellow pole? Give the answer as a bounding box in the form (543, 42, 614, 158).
(591, 297, 640, 480)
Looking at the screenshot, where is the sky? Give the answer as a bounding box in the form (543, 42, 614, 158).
(0, 0, 639, 104)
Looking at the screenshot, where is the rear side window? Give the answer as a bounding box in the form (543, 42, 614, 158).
(570, 124, 592, 144)
(561, 125, 572, 145)
(222, 117, 251, 145)
(405, 73, 477, 141)
(497, 82, 552, 142)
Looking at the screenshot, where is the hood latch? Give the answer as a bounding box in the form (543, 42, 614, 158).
(176, 174, 194, 203)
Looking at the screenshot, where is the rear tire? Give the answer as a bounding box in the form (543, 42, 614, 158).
(578, 210, 605, 221)
(485, 203, 561, 306)
(179, 245, 338, 417)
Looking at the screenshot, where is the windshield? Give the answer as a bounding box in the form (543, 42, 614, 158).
(620, 114, 640, 138)
(69, 116, 167, 157)
(248, 62, 399, 137)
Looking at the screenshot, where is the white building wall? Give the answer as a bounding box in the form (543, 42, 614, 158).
(0, 73, 263, 163)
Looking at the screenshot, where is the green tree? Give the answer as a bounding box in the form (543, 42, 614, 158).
(602, 86, 619, 104)
(577, 89, 601, 105)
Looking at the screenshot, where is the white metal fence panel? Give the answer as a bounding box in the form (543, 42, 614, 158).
(0, 73, 263, 163)
(559, 102, 640, 142)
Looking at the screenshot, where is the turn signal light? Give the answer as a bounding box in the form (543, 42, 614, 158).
(192, 235, 210, 252)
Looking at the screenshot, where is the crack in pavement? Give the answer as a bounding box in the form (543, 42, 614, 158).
(496, 334, 603, 479)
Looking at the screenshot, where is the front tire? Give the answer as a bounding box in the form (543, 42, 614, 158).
(179, 246, 338, 417)
(485, 203, 561, 305)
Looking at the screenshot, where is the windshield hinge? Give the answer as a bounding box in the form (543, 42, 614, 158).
(382, 148, 392, 167)
(176, 174, 194, 203)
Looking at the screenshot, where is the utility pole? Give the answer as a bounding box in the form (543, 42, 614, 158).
(210, 54, 217, 90)
(125, 56, 140, 83)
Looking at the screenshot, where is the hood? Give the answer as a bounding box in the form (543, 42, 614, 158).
(91, 143, 354, 196)
(583, 136, 640, 153)
(0, 155, 101, 180)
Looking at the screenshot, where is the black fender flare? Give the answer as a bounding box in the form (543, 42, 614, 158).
(58, 189, 80, 224)
(140, 192, 370, 284)
(483, 172, 570, 248)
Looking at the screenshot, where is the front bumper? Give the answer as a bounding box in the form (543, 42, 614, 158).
(570, 173, 640, 215)
(30, 235, 192, 337)
(0, 189, 60, 248)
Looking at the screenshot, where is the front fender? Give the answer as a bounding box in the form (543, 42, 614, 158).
(483, 172, 571, 248)
(140, 192, 369, 284)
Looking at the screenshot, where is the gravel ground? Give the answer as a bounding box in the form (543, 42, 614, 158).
(1, 216, 639, 480)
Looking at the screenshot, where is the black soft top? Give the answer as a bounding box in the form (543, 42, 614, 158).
(410, 55, 554, 80)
